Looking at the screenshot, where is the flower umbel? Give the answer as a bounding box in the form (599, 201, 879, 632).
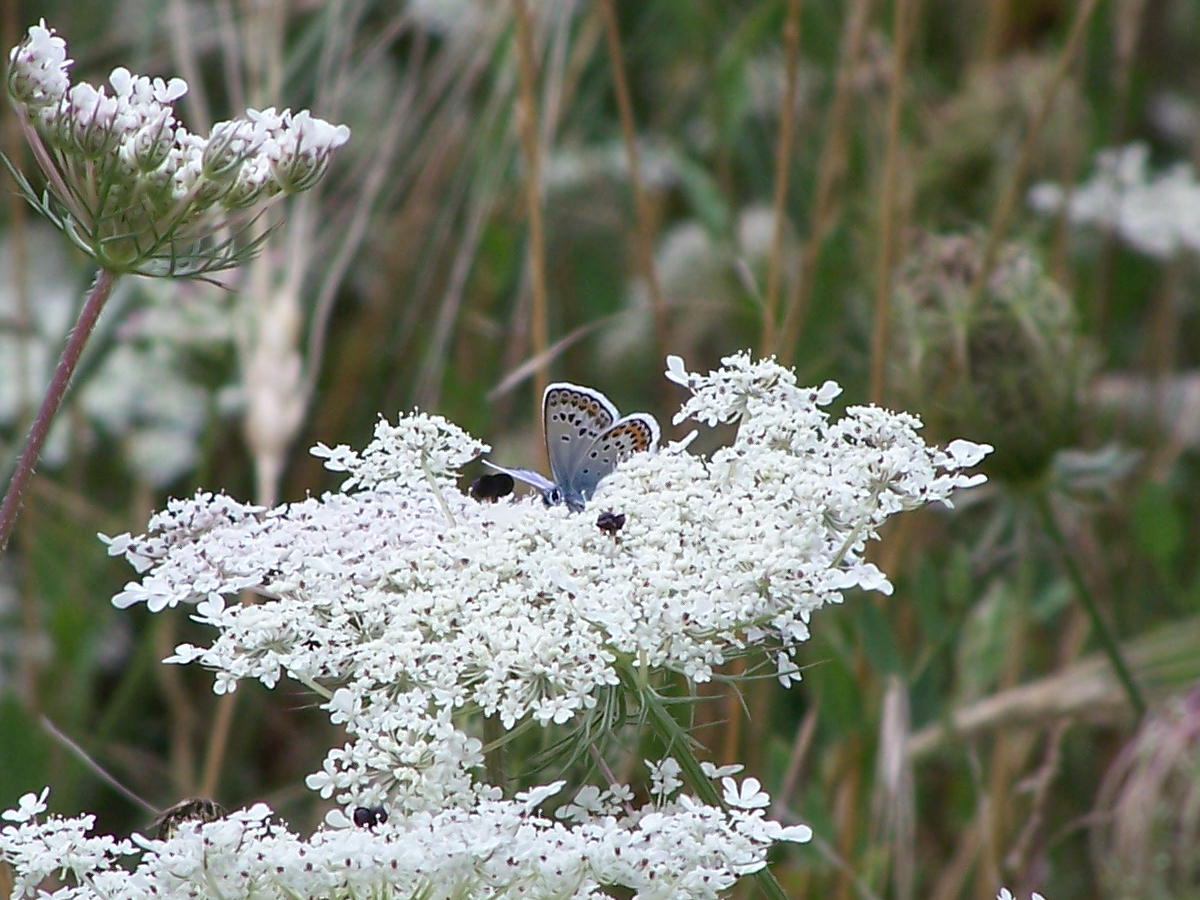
(103, 353, 990, 818)
(0, 353, 992, 896)
(3, 20, 350, 277)
(0, 781, 811, 899)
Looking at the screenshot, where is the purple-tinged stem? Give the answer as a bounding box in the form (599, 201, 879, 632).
(0, 268, 118, 551)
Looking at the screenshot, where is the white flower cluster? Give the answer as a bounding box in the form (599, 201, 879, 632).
(2, 352, 991, 894)
(1029, 143, 1200, 259)
(98, 353, 988, 813)
(5, 21, 349, 273)
(2, 774, 810, 899)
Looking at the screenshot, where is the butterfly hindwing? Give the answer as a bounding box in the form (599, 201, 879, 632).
(543, 383, 618, 489)
(565, 413, 660, 503)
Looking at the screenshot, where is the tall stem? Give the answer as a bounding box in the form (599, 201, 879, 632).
(868, 0, 917, 404)
(777, 0, 875, 364)
(513, 0, 549, 410)
(601, 0, 669, 371)
(1035, 492, 1146, 718)
(969, 0, 1100, 301)
(761, 0, 804, 354)
(0, 268, 118, 552)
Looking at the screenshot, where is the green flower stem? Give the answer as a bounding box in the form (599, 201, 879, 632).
(0, 267, 119, 552)
(637, 675, 791, 900)
(1035, 492, 1147, 718)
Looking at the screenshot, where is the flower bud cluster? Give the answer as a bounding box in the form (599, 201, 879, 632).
(5, 21, 350, 275)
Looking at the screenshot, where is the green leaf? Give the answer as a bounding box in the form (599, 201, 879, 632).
(856, 598, 903, 676)
(1133, 480, 1184, 573)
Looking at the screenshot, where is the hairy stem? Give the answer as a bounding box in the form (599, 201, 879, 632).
(0, 267, 118, 551)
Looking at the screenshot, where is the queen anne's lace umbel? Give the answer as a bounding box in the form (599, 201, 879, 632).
(3, 353, 991, 896)
(6, 21, 350, 275)
(100, 353, 989, 808)
(0, 781, 812, 900)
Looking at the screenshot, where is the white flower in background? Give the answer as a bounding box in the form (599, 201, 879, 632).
(0, 228, 80, 467)
(1148, 91, 1199, 147)
(600, 205, 800, 368)
(545, 136, 681, 192)
(406, 0, 490, 37)
(1029, 143, 1200, 259)
(5, 20, 350, 277)
(998, 890, 1047, 900)
(648, 757, 684, 800)
(0, 234, 237, 485)
(80, 343, 212, 487)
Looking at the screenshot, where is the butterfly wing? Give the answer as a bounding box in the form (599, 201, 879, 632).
(542, 383, 618, 489)
(565, 412, 660, 504)
(481, 459, 557, 494)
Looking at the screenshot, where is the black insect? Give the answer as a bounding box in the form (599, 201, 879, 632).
(352, 805, 389, 829)
(469, 472, 514, 502)
(596, 510, 626, 536)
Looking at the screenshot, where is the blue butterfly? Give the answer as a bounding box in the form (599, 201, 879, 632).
(486, 382, 660, 512)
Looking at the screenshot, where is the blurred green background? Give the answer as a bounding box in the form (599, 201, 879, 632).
(3, 1, 1200, 897)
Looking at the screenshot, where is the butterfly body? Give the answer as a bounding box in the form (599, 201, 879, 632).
(486, 382, 659, 511)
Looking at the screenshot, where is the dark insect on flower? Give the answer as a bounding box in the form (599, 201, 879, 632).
(353, 805, 389, 829)
(596, 510, 626, 535)
(152, 797, 226, 839)
(470, 472, 514, 502)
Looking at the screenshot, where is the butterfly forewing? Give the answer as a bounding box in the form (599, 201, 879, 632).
(566, 413, 660, 502)
(543, 383, 618, 488)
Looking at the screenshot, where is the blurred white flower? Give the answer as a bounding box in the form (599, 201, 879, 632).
(0, 227, 80, 467)
(1030, 143, 1200, 259)
(79, 343, 211, 487)
(545, 137, 681, 192)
